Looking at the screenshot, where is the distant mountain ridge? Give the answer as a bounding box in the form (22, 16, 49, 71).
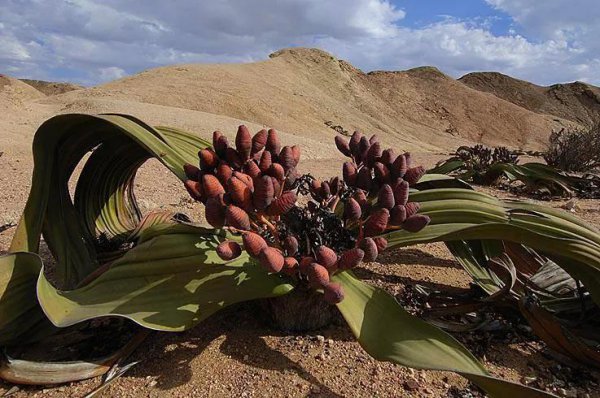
(20, 79, 83, 96)
(459, 71, 600, 128)
(3, 48, 599, 154)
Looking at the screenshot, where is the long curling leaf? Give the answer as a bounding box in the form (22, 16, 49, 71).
(386, 189, 600, 307)
(334, 272, 554, 397)
(37, 227, 293, 331)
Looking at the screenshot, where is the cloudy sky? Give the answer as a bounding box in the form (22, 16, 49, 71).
(1, 0, 599, 86)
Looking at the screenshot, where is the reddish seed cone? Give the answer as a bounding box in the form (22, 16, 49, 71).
(233, 171, 254, 191)
(225, 147, 243, 169)
(242, 232, 267, 257)
(366, 142, 382, 167)
(283, 235, 299, 256)
(199, 148, 218, 170)
(404, 166, 426, 185)
(316, 246, 338, 270)
(251, 129, 268, 155)
(342, 162, 357, 186)
(259, 247, 284, 273)
(227, 176, 252, 209)
(373, 162, 391, 184)
(320, 181, 331, 199)
(213, 131, 229, 158)
(364, 208, 390, 236)
(216, 240, 242, 260)
(344, 197, 362, 221)
(267, 191, 297, 216)
(393, 180, 410, 206)
(268, 163, 285, 181)
(349, 131, 363, 157)
(282, 257, 299, 276)
(323, 283, 345, 304)
(271, 177, 281, 198)
(212, 130, 223, 149)
(279, 146, 295, 171)
(258, 150, 272, 172)
(183, 163, 200, 181)
(216, 162, 233, 185)
(377, 184, 395, 210)
(243, 160, 261, 178)
(390, 205, 407, 225)
(369, 134, 379, 145)
(391, 154, 408, 179)
(360, 238, 378, 262)
(266, 129, 281, 156)
(358, 136, 371, 162)
(307, 263, 330, 288)
(310, 178, 321, 193)
(202, 174, 225, 198)
(291, 145, 301, 166)
(329, 177, 341, 196)
(235, 125, 252, 160)
(335, 136, 352, 157)
(354, 190, 368, 207)
(373, 237, 388, 252)
(253, 175, 274, 210)
(356, 167, 372, 191)
(404, 152, 412, 168)
(299, 256, 316, 275)
(338, 248, 364, 270)
(184, 180, 204, 201)
(205, 197, 226, 228)
(226, 205, 251, 230)
(381, 148, 397, 166)
(405, 202, 421, 218)
(285, 168, 299, 188)
(402, 214, 430, 232)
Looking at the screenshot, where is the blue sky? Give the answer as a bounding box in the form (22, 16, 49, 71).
(1, 0, 599, 86)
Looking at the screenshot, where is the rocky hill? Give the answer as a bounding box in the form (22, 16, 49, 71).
(43, 48, 579, 151)
(460, 71, 600, 128)
(20, 79, 83, 96)
(4, 48, 600, 155)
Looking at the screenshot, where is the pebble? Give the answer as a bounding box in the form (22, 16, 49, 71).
(403, 378, 420, 391)
(316, 335, 325, 343)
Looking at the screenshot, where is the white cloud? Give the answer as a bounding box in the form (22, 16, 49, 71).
(98, 66, 125, 81)
(0, 0, 598, 86)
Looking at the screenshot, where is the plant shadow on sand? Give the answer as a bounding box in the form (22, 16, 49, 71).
(123, 302, 350, 397)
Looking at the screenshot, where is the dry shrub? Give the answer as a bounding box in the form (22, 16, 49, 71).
(544, 124, 600, 172)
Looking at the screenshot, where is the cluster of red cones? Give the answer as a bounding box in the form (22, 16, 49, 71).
(183, 126, 431, 304)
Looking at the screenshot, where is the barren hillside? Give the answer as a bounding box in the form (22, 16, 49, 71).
(0, 74, 45, 108)
(460, 71, 600, 128)
(43, 48, 575, 151)
(20, 79, 83, 96)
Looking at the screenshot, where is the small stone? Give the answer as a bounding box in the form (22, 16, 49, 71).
(403, 378, 420, 391)
(244, 354, 249, 361)
(562, 199, 579, 212)
(311, 386, 321, 394)
(316, 335, 325, 343)
(148, 379, 158, 388)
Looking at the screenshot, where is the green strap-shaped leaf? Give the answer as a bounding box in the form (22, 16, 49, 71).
(37, 230, 293, 331)
(10, 114, 209, 289)
(0, 253, 55, 346)
(334, 272, 555, 397)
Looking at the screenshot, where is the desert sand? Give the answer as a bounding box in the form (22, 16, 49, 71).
(1, 48, 599, 397)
